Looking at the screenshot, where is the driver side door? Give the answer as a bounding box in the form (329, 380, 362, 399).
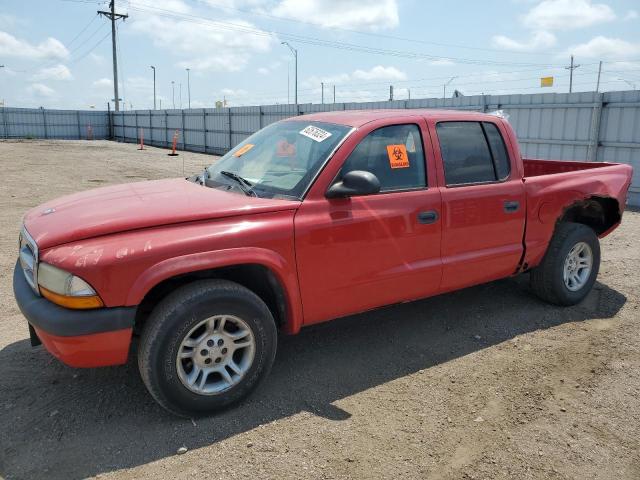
(294, 120, 443, 325)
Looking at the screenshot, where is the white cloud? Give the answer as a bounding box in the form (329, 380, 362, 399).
(257, 67, 270, 75)
(624, 10, 638, 20)
(303, 65, 407, 88)
(30, 64, 73, 81)
(0, 31, 68, 59)
(272, 0, 399, 30)
(27, 83, 56, 98)
(352, 65, 406, 81)
(221, 88, 248, 96)
(93, 77, 113, 89)
(492, 30, 557, 51)
(131, 0, 273, 72)
(522, 0, 616, 30)
(566, 36, 640, 59)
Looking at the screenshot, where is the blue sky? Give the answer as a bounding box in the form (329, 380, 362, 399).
(1, 0, 639, 109)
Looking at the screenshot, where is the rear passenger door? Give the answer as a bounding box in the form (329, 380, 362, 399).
(429, 119, 526, 292)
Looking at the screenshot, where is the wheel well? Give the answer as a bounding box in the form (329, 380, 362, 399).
(134, 264, 288, 334)
(559, 196, 620, 235)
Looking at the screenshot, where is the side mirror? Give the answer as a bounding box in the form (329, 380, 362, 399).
(326, 170, 381, 198)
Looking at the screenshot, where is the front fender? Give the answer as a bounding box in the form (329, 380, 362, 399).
(125, 246, 304, 334)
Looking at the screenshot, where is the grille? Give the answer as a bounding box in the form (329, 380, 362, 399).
(19, 227, 39, 295)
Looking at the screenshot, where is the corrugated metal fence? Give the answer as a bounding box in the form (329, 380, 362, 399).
(111, 90, 640, 205)
(0, 107, 110, 139)
(1, 91, 638, 205)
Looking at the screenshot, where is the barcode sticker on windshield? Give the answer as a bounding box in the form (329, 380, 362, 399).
(299, 125, 332, 142)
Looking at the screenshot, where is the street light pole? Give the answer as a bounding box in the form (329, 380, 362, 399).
(186, 68, 191, 109)
(171, 81, 175, 109)
(443, 76, 457, 99)
(282, 42, 297, 105)
(150, 65, 156, 110)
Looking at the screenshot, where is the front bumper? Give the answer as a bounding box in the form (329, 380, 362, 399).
(13, 261, 136, 367)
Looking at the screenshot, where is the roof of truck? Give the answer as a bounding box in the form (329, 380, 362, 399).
(285, 109, 500, 128)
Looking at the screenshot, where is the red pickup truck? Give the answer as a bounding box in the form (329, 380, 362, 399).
(14, 109, 632, 415)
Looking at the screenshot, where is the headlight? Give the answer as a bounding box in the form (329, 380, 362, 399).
(37, 262, 104, 309)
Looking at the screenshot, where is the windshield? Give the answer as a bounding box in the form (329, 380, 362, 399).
(206, 121, 351, 199)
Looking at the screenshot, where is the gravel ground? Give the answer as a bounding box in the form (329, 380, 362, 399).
(0, 140, 638, 480)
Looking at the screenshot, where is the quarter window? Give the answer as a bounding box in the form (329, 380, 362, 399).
(339, 124, 426, 192)
(436, 121, 511, 186)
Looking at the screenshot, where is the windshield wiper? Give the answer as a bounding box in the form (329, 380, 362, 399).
(220, 170, 256, 196)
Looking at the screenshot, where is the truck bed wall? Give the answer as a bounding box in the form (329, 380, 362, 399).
(523, 158, 615, 178)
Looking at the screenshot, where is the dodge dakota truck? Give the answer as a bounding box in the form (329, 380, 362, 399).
(14, 109, 633, 416)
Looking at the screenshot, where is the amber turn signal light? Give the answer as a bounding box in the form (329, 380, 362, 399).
(40, 286, 104, 310)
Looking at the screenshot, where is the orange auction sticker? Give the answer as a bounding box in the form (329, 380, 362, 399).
(234, 143, 254, 157)
(386, 144, 410, 169)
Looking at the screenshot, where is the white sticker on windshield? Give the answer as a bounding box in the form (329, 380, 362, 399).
(299, 125, 332, 142)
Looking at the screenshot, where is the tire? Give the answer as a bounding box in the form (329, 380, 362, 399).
(530, 222, 600, 306)
(138, 279, 277, 416)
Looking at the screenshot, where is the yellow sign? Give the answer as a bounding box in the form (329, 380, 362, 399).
(541, 76, 554, 87)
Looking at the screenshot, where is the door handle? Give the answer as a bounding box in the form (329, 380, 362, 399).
(417, 210, 439, 224)
(504, 201, 520, 213)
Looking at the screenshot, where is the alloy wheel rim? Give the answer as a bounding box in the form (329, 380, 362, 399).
(563, 241, 593, 292)
(176, 315, 255, 395)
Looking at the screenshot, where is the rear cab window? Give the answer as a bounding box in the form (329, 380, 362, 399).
(339, 123, 427, 193)
(436, 121, 511, 186)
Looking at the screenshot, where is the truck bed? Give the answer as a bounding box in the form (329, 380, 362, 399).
(523, 158, 616, 178)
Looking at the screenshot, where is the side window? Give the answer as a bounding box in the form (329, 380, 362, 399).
(436, 122, 495, 185)
(340, 124, 426, 192)
(483, 122, 511, 180)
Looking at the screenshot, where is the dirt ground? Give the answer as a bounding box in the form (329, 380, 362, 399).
(0, 140, 639, 480)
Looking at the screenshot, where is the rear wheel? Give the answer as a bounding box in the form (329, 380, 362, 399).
(138, 280, 277, 416)
(530, 222, 600, 306)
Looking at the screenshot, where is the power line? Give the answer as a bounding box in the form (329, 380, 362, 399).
(179, 0, 562, 57)
(126, 2, 562, 68)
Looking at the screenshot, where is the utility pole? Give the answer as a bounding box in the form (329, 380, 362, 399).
(282, 42, 297, 104)
(595, 60, 602, 92)
(186, 68, 191, 109)
(171, 81, 175, 109)
(333, 85, 336, 103)
(287, 62, 290, 104)
(389, 85, 394, 101)
(179, 83, 182, 109)
(565, 55, 580, 93)
(98, 1, 128, 112)
(408, 88, 411, 100)
(321, 82, 324, 104)
(443, 76, 456, 99)
(150, 65, 156, 109)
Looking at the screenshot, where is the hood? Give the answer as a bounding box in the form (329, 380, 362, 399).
(24, 178, 299, 249)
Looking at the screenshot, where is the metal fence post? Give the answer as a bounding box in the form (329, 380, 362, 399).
(1, 107, 7, 139)
(76, 111, 81, 139)
(149, 110, 152, 146)
(165, 110, 169, 148)
(587, 93, 604, 162)
(227, 108, 232, 152)
(42, 108, 48, 139)
(259, 105, 263, 129)
(203, 110, 207, 153)
(121, 112, 125, 143)
(135, 110, 139, 144)
(181, 109, 185, 150)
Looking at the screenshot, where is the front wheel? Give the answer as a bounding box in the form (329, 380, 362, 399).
(530, 222, 600, 306)
(138, 280, 277, 416)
